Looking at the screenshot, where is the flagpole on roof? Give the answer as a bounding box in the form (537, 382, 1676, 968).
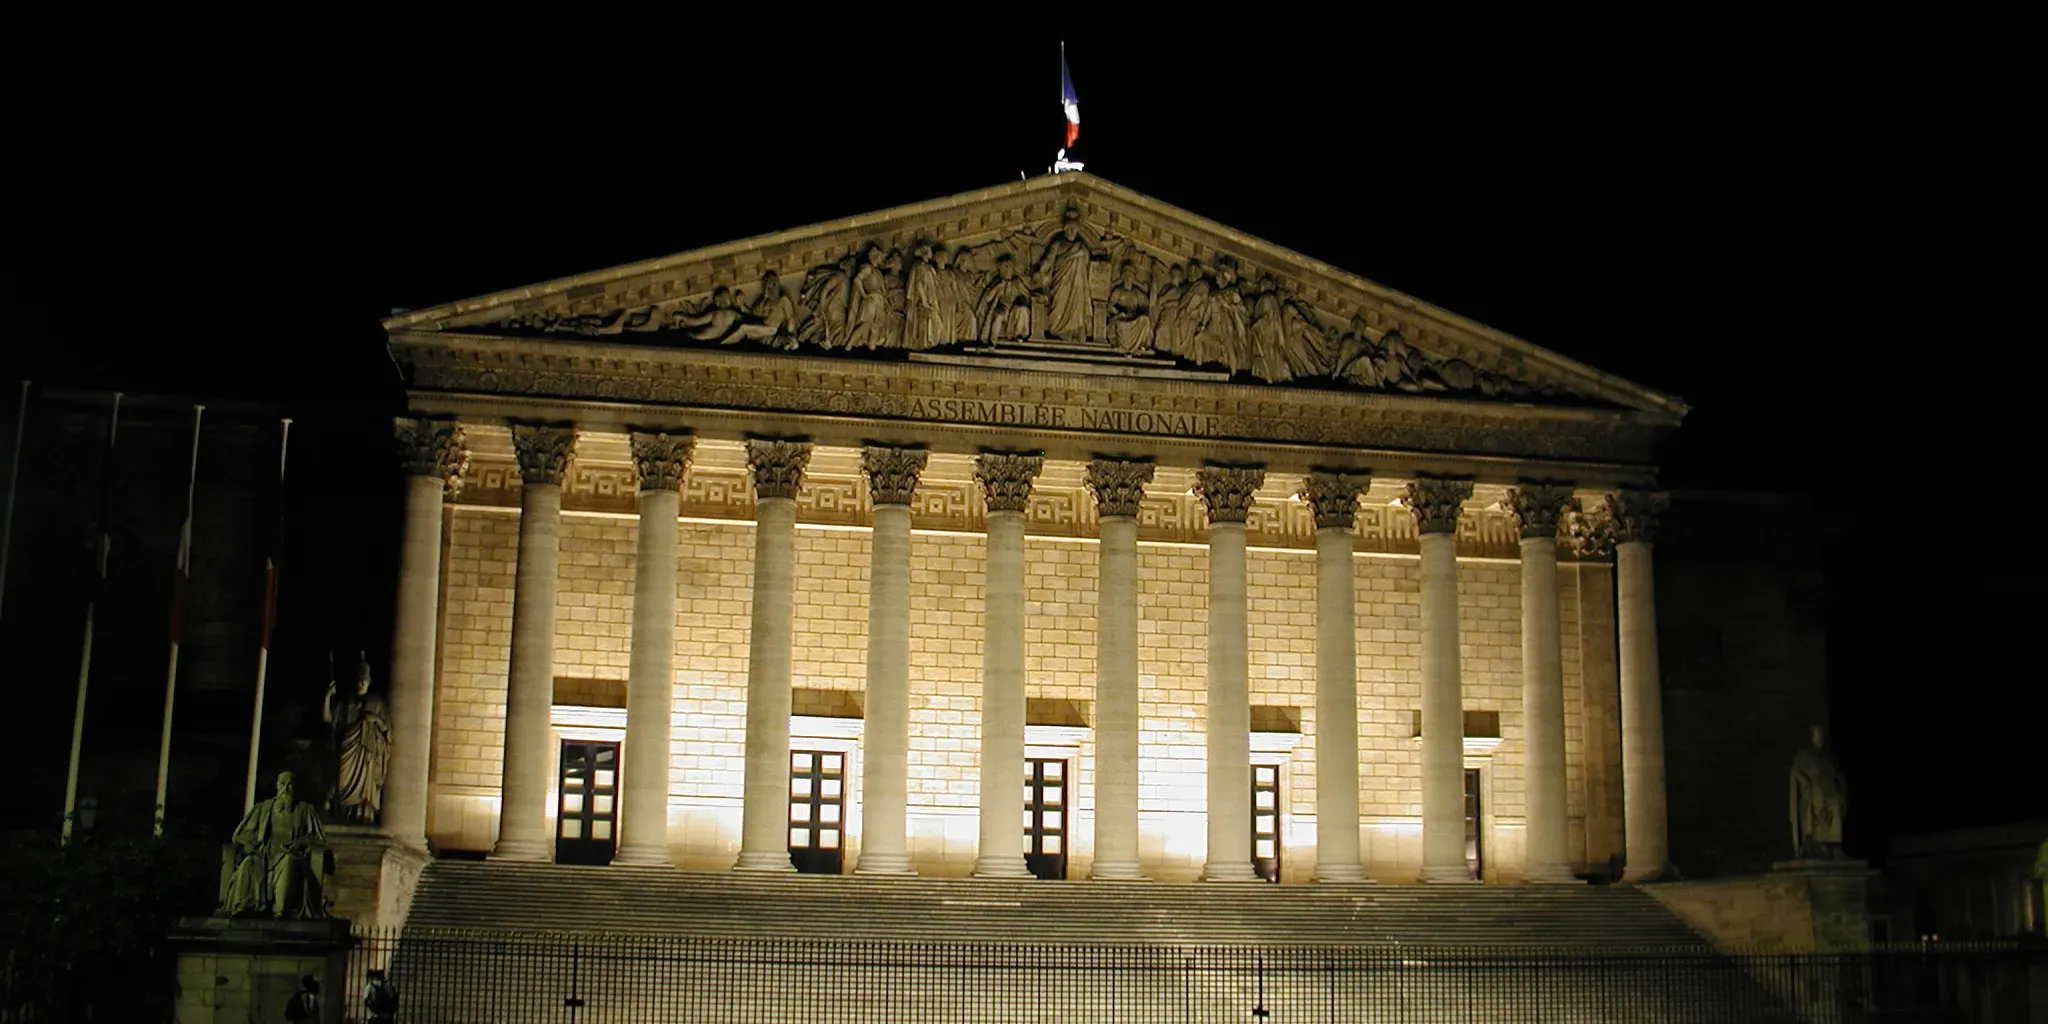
(0, 380, 29, 621)
(242, 417, 291, 812)
(1054, 42, 1084, 174)
(62, 392, 121, 844)
(153, 404, 204, 836)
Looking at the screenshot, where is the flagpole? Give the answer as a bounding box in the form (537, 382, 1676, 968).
(243, 417, 290, 812)
(62, 392, 121, 844)
(153, 404, 204, 836)
(0, 380, 29, 621)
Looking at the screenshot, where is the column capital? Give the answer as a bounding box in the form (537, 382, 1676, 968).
(1195, 464, 1265, 524)
(746, 438, 813, 500)
(1403, 476, 1474, 535)
(860, 446, 928, 507)
(1299, 471, 1370, 529)
(1505, 482, 1576, 540)
(629, 430, 693, 492)
(1564, 504, 1617, 561)
(1604, 489, 1670, 545)
(394, 417, 468, 495)
(1085, 458, 1155, 519)
(510, 422, 577, 486)
(974, 451, 1044, 513)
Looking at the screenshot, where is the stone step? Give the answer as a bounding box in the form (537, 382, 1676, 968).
(401, 861, 1711, 950)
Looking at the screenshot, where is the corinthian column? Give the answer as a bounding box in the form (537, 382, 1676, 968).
(736, 439, 812, 872)
(1607, 489, 1671, 882)
(1197, 465, 1264, 882)
(1507, 483, 1578, 884)
(1406, 476, 1476, 883)
(1303, 471, 1371, 883)
(972, 451, 1042, 878)
(855, 445, 926, 876)
(1086, 458, 1154, 881)
(385, 417, 467, 850)
(491, 423, 577, 862)
(614, 430, 692, 868)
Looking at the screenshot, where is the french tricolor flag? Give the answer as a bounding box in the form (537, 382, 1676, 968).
(1060, 43, 1080, 149)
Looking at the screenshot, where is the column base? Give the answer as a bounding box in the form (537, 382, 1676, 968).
(611, 844, 676, 868)
(1201, 862, 1263, 882)
(734, 850, 797, 873)
(1313, 863, 1375, 884)
(1088, 860, 1149, 881)
(1420, 864, 1480, 884)
(854, 852, 916, 876)
(487, 837, 552, 863)
(1522, 863, 1583, 885)
(972, 856, 1032, 878)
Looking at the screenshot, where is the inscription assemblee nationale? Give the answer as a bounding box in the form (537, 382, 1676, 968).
(904, 396, 1221, 438)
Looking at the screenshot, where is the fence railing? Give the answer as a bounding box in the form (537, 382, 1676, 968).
(335, 929, 2047, 1024)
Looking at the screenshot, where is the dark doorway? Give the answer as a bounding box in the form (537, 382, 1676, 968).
(788, 749, 845, 874)
(1464, 767, 1484, 880)
(1252, 763, 1282, 883)
(555, 740, 618, 866)
(1024, 758, 1067, 880)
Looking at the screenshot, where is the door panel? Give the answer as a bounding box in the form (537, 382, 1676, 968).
(556, 740, 618, 866)
(789, 750, 845, 874)
(1024, 759, 1067, 880)
(1252, 763, 1282, 883)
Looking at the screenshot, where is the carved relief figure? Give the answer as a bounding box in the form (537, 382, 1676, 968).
(1163, 259, 1210, 360)
(1247, 274, 1293, 382)
(1104, 260, 1155, 354)
(799, 251, 859, 348)
(903, 242, 948, 351)
(1150, 262, 1188, 358)
(977, 254, 1034, 342)
(324, 652, 390, 825)
(748, 270, 802, 350)
(844, 245, 895, 349)
(1036, 206, 1104, 341)
(220, 771, 329, 919)
(1191, 256, 1250, 373)
(935, 246, 981, 341)
(1331, 315, 1384, 387)
(1279, 280, 1331, 378)
(1789, 725, 1848, 860)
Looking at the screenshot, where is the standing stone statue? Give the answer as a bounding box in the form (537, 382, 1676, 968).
(1789, 724, 1848, 859)
(325, 652, 391, 825)
(220, 771, 329, 919)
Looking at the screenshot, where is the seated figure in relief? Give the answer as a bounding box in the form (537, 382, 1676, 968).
(220, 771, 330, 920)
(976, 254, 1034, 343)
(1103, 261, 1155, 354)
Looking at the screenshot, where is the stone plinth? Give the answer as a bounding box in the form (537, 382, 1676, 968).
(325, 825, 429, 934)
(170, 916, 353, 1024)
(1770, 859, 1878, 953)
(1644, 859, 1876, 953)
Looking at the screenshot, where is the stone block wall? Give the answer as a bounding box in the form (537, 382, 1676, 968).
(428, 506, 1602, 882)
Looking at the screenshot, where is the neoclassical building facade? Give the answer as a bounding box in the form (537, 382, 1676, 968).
(379, 174, 1690, 884)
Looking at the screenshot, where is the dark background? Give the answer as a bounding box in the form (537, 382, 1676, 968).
(4, 13, 2039, 851)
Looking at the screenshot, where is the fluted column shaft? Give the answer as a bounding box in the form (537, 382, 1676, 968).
(737, 440, 811, 872)
(1510, 485, 1577, 884)
(856, 447, 925, 875)
(1610, 491, 1670, 882)
(1304, 473, 1369, 883)
(973, 453, 1042, 877)
(385, 418, 466, 850)
(1198, 466, 1263, 882)
(615, 432, 691, 867)
(1087, 459, 1153, 881)
(493, 425, 576, 861)
(1409, 478, 1476, 883)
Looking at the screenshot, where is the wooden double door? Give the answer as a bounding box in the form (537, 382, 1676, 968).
(556, 740, 619, 866)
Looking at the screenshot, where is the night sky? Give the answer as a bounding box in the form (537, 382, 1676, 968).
(10, 13, 2041, 848)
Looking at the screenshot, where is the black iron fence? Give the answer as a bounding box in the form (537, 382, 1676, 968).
(336, 929, 2047, 1024)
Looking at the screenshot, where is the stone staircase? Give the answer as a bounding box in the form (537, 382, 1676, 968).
(404, 860, 1711, 948)
(367, 861, 1800, 1022)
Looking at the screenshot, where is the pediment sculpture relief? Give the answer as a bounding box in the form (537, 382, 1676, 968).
(488, 203, 1553, 400)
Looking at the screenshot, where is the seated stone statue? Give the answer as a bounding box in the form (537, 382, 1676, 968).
(220, 771, 330, 919)
(1788, 725, 1847, 860)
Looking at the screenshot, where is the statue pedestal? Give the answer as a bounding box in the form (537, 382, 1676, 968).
(325, 824, 430, 935)
(1770, 858, 1879, 953)
(170, 916, 353, 1024)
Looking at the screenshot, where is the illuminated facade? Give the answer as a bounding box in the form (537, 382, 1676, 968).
(379, 174, 1693, 885)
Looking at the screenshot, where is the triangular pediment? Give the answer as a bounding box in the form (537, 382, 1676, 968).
(382, 174, 1686, 417)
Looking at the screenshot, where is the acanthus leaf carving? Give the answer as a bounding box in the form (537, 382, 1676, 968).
(860, 446, 929, 507)
(1300, 471, 1371, 530)
(628, 430, 693, 492)
(510, 423, 577, 487)
(746, 439, 813, 501)
(1603, 488, 1670, 545)
(974, 452, 1045, 513)
(1195, 465, 1265, 525)
(1084, 459, 1155, 519)
(1403, 477, 1475, 536)
(394, 417, 469, 497)
(1504, 482, 1576, 540)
